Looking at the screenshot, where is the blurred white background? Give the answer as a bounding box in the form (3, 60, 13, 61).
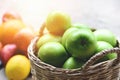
(0, 0, 120, 79)
(0, 0, 120, 37)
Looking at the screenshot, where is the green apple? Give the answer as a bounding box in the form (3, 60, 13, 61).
(65, 28, 97, 59)
(93, 29, 117, 47)
(72, 23, 91, 30)
(62, 24, 92, 48)
(36, 33, 61, 48)
(37, 42, 68, 67)
(62, 57, 84, 69)
(62, 27, 79, 47)
(95, 41, 117, 63)
(46, 11, 71, 35)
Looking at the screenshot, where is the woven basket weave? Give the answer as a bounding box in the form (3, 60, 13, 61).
(28, 37, 120, 80)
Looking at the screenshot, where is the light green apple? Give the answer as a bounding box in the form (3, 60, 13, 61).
(95, 41, 117, 63)
(93, 29, 117, 47)
(62, 57, 84, 69)
(37, 42, 69, 67)
(72, 23, 91, 30)
(36, 33, 61, 48)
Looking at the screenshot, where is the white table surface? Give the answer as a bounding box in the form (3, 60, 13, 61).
(0, 0, 120, 80)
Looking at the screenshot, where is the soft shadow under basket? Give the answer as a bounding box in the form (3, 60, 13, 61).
(28, 35, 120, 80)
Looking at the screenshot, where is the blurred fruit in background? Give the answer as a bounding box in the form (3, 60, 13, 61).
(0, 44, 17, 66)
(2, 10, 22, 22)
(5, 55, 31, 80)
(0, 42, 3, 51)
(0, 10, 36, 58)
(0, 60, 2, 68)
(0, 19, 26, 45)
(0, 11, 36, 79)
(14, 27, 35, 56)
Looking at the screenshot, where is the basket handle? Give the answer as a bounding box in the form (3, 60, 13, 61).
(82, 47, 120, 70)
(39, 22, 46, 37)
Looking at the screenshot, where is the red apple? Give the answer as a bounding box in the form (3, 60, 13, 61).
(0, 44, 17, 66)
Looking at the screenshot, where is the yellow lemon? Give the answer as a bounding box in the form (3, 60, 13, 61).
(46, 11, 71, 36)
(5, 55, 31, 80)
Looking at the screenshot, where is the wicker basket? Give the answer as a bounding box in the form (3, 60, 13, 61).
(28, 37, 120, 80)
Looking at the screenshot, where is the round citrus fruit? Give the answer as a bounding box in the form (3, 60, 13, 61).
(46, 11, 71, 36)
(5, 55, 31, 80)
(14, 27, 35, 56)
(0, 20, 26, 45)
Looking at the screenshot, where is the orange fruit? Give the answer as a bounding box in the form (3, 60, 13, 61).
(14, 27, 35, 56)
(5, 55, 31, 80)
(0, 20, 26, 45)
(2, 10, 22, 22)
(0, 24, 4, 41)
(0, 42, 3, 51)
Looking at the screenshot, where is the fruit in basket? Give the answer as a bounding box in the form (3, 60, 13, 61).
(14, 27, 35, 56)
(95, 41, 117, 62)
(46, 11, 71, 35)
(65, 28, 97, 59)
(0, 20, 26, 45)
(93, 29, 117, 47)
(62, 27, 79, 47)
(63, 57, 84, 69)
(0, 44, 17, 66)
(72, 23, 91, 30)
(2, 11, 22, 22)
(38, 42, 69, 67)
(5, 55, 30, 80)
(62, 24, 91, 47)
(36, 33, 61, 48)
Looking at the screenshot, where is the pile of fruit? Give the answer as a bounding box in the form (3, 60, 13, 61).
(0, 10, 118, 79)
(0, 11, 36, 80)
(36, 11, 118, 69)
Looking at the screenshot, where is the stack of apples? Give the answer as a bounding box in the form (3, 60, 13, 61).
(0, 11, 36, 66)
(36, 11, 118, 69)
